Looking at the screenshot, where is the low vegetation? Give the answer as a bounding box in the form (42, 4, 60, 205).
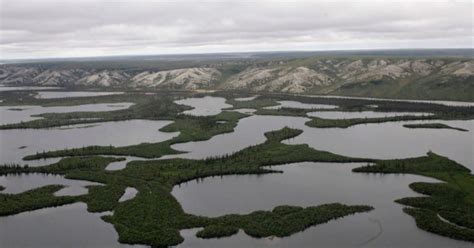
(0, 185, 77, 216)
(0, 127, 374, 247)
(197, 204, 373, 239)
(0, 92, 191, 130)
(23, 111, 247, 160)
(306, 115, 437, 128)
(224, 93, 474, 128)
(0, 90, 473, 246)
(354, 152, 474, 242)
(403, 123, 468, 132)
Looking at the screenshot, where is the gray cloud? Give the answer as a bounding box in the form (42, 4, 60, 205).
(0, 0, 472, 59)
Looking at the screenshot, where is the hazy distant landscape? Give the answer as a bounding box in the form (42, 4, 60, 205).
(2, 49, 473, 101)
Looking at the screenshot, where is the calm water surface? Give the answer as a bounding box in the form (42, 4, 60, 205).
(0, 173, 101, 196)
(0, 97, 472, 248)
(0, 102, 134, 125)
(0, 203, 143, 248)
(305, 94, 474, 107)
(0, 85, 61, 91)
(119, 187, 138, 202)
(166, 115, 473, 171)
(0, 120, 178, 166)
(105, 156, 152, 170)
(230, 108, 256, 114)
(264, 100, 337, 110)
(175, 96, 232, 116)
(35, 91, 123, 99)
(234, 96, 258, 101)
(172, 163, 471, 248)
(307, 111, 433, 119)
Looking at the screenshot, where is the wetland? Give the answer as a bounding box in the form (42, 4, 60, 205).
(0, 89, 473, 247)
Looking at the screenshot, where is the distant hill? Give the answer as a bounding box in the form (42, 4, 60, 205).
(1, 49, 473, 101)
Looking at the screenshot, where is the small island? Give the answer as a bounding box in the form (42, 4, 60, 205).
(403, 123, 468, 132)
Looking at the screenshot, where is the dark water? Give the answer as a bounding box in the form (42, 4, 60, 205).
(34, 91, 124, 99)
(172, 163, 471, 248)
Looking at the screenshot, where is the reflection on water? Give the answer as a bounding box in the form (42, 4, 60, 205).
(0, 102, 134, 125)
(172, 163, 470, 248)
(175, 96, 232, 116)
(35, 91, 123, 99)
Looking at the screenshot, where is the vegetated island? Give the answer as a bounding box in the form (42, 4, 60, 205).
(1, 127, 473, 246)
(0, 127, 374, 247)
(1, 90, 474, 131)
(0, 91, 474, 246)
(353, 152, 474, 242)
(403, 123, 469, 132)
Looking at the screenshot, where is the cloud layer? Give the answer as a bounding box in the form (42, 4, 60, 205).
(0, 0, 472, 59)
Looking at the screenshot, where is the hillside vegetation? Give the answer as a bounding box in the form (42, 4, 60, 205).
(1, 55, 473, 101)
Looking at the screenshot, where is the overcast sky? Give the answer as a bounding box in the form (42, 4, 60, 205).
(0, 0, 472, 59)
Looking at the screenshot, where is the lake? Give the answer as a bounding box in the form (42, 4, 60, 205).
(307, 111, 433, 119)
(0, 203, 143, 248)
(175, 96, 232, 116)
(35, 91, 124, 99)
(0, 102, 134, 125)
(0, 85, 61, 91)
(172, 162, 471, 248)
(0, 173, 101, 196)
(0, 120, 178, 166)
(165, 115, 473, 172)
(264, 100, 338, 110)
(305, 94, 474, 107)
(0, 94, 472, 247)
